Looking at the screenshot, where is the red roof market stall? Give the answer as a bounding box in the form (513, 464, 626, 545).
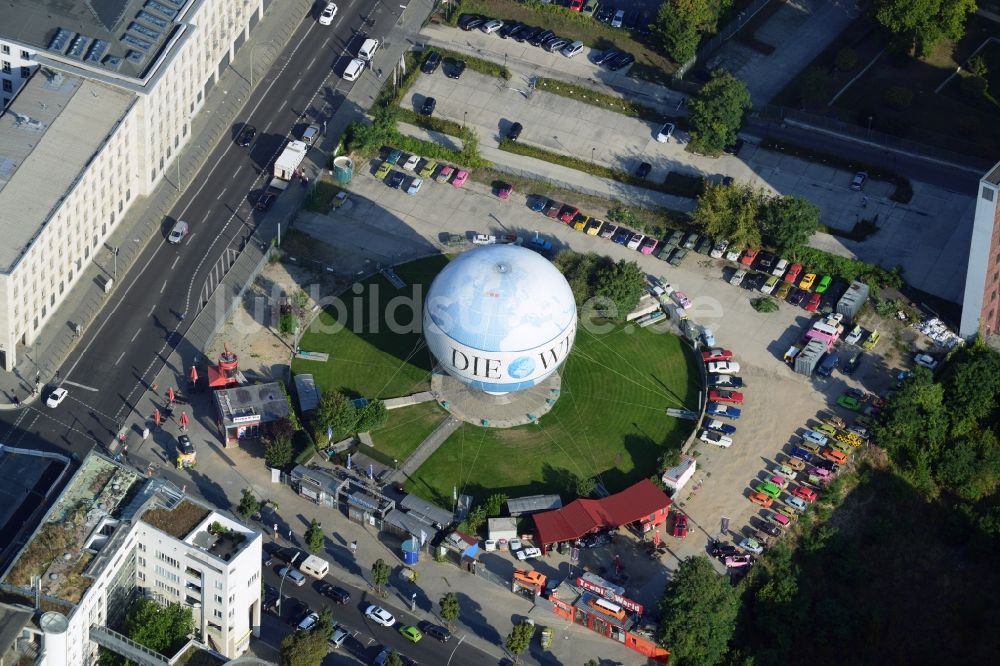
(532, 479, 671, 551)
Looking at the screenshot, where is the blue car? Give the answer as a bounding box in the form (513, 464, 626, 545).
(612, 228, 634, 245)
(528, 196, 548, 212)
(802, 430, 829, 447)
(790, 446, 814, 462)
(703, 418, 737, 435)
(706, 402, 742, 419)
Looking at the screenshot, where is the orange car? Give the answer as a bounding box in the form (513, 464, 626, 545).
(821, 448, 849, 464)
(749, 492, 774, 508)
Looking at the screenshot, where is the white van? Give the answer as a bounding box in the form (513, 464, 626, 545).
(343, 58, 365, 81)
(358, 38, 379, 62)
(300, 554, 330, 578)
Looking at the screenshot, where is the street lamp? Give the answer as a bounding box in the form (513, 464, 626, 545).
(867, 115, 873, 139)
(277, 551, 301, 617)
(463, 111, 467, 128)
(112, 246, 119, 282)
(445, 634, 467, 666)
(591, 147, 595, 164)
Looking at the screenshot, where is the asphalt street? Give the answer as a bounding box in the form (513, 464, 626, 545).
(0, 1, 391, 457)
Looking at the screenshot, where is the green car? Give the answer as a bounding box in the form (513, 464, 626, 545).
(375, 162, 392, 180)
(815, 275, 832, 294)
(815, 423, 838, 438)
(668, 247, 689, 266)
(829, 439, 853, 453)
(418, 159, 438, 179)
(837, 394, 862, 411)
(399, 625, 423, 643)
(755, 481, 782, 499)
(385, 148, 402, 165)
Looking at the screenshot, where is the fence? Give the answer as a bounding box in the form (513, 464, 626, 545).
(755, 105, 995, 171)
(675, 0, 774, 79)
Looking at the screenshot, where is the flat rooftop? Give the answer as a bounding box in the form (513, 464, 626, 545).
(0, 71, 134, 272)
(0, 0, 185, 78)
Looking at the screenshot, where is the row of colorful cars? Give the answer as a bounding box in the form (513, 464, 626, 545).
(373, 147, 473, 195)
(720, 245, 851, 312)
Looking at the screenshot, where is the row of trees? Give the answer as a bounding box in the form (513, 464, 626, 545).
(313, 390, 388, 445)
(872, 0, 976, 57)
(693, 181, 821, 254)
(651, 0, 733, 64)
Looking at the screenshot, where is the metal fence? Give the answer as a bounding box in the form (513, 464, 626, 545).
(675, 0, 774, 79)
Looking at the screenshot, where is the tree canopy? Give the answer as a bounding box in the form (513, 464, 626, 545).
(236, 488, 259, 522)
(657, 556, 740, 665)
(279, 628, 328, 666)
(314, 390, 358, 443)
(688, 70, 751, 155)
(594, 259, 647, 321)
(554, 251, 645, 321)
(872, 0, 976, 57)
(305, 519, 325, 554)
(652, 0, 731, 63)
(505, 621, 535, 663)
(439, 591, 460, 627)
(101, 599, 193, 665)
(761, 195, 821, 253)
(693, 182, 763, 249)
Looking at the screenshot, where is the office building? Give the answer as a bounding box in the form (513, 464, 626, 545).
(961, 160, 1000, 339)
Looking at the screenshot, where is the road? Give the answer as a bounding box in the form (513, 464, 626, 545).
(0, 1, 394, 456)
(260, 558, 491, 666)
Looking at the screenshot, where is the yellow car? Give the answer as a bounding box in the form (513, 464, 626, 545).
(572, 215, 589, 231)
(862, 329, 880, 350)
(586, 219, 603, 235)
(375, 162, 392, 180)
(799, 273, 816, 291)
(418, 159, 438, 179)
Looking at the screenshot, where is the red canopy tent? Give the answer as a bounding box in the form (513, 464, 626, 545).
(533, 479, 671, 550)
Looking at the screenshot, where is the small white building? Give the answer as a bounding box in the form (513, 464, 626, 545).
(662, 454, 697, 497)
(487, 517, 518, 545)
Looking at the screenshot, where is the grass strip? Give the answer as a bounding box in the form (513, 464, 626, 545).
(429, 46, 512, 80)
(535, 77, 682, 126)
(396, 107, 466, 138)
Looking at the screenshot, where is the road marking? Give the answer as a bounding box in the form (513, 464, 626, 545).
(171, 256, 180, 270)
(185, 232, 196, 245)
(160, 281, 167, 294)
(131, 328, 142, 342)
(217, 187, 228, 200)
(231, 166, 241, 179)
(114, 351, 125, 366)
(294, 77, 303, 88)
(148, 304, 156, 317)
(62, 380, 99, 392)
(308, 57, 317, 69)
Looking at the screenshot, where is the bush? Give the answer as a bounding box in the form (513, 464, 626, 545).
(396, 107, 466, 138)
(279, 313, 295, 335)
(791, 247, 904, 289)
(535, 78, 674, 125)
(432, 47, 511, 80)
(835, 48, 858, 71)
(883, 85, 914, 110)
(751, 297, 779, 313)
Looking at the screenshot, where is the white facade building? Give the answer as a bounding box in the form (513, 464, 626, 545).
(1, 454, 262, 663)
(0, 0, 267, 370)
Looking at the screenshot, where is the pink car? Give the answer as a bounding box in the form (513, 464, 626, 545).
(451, 169, 469, 188)
(725, 554, 754, 568)
(639, 237, 658, 254)
(769, 474, 789, 489)
(498, 182, 513, 200)
(807, 466, 831, 480)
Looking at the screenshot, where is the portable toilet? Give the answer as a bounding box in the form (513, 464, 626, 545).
(333, 156, 354, 183)
(401, 538, 420, 565)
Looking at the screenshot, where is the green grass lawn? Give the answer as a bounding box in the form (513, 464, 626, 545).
(368, 401, 449, 465)
(405, 324, 699, 506)
(291, 255, 449, 399)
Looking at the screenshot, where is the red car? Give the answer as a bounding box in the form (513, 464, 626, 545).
(545, 202, 563, 219)
(740, 248, 759, 266)
(784, 263, 803, 284)
(804, 292, 821, 312)
(701, 347, 733, 362)
(558, 205, 579, 223)
(790, 485, 818, 502)
(670, 512, 689, 538)
(709, 389, 744, 404)
(569, 0, 585, 9)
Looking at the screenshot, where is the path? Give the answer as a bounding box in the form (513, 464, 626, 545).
(388, 414, 461, 484)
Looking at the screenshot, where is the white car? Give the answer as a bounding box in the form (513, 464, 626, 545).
(481, 19, 504, 34)
(844, 325, 864, 345)
(725, 246, 743, 262)
(761, 276, 779, 294)
(707, 361, 741, 374)
(699, 429, 733, 448)
(914, 353, 938, 369)
(627, 234, 644, 250)
(406, 177, 422, 195)
(328, 627, 349, 648)
(472, 233, 497, 245)
(710, 239, 729, 259)
(656, 122, 675, 143)
(297, 612, 319, 632)
(773, 465, 797, 480)
(342, 58, 365, 82)
(671, 291, 692, 309)
(402, 154, 420, 171)
(46, 387, 68, 408)
(365, 605, 395, 628)
(771, 258, 789, 277)
(611, 9, 625, 27)
(729, 269, 747, 286)
(318, 2, 338, 25)
(739, 537, 764, 554)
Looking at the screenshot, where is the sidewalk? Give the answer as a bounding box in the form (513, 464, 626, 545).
(0, 0, 316, 407)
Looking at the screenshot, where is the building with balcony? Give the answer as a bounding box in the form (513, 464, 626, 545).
(0, 452, 262, 663)
(0, 0, 268, 370)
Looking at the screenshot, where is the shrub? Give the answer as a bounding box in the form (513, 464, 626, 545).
(432, 47, 511, 80)
(835, 48, 858, 72)
(751, 297, 778, 313)
(883, 85, 913, 110)
(396, 107, 466, 138)
(791, 247, 904, 289)
(278, 313, 295, 335)
(535, 78, 673, 125)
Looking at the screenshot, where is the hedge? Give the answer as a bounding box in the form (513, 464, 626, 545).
(535, 78, 675, 125)
(396, 107, 466, 138)
(430, 47, 511, 80)
(791, 247, 904, 290)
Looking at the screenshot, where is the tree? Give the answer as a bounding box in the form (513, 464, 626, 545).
(465, 505, 488, 534)
(371, 558, 392, 596)
(384, 652, 404, 666)
(594, 259, 646, 321)
(355, 399, 388, 432)
(693, 182, 763, 249)
(657, 556, 739, 665)
(651, 0, 728, 64)
(484, 492, 508, 517)
(101, 598, 194, 665)
(798, 66, 830, 105)
(305, 519, 324, 554)
(236, 488, 260, 522)
(314, 390, 357, 443)
(555, 251, 612, 307)
(264, 420, 294, 469)
(439, 591, 461, 628)
(688, 70, 751, 155)
(315, 607, 334, 637)
(761, 195, 820, 253)
(575, 475, 597, 498)
(279, 628, 327, 666)
(505, 621, 535, 664)
(872, 0, 976, 57)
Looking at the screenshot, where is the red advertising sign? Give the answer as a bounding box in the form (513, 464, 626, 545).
(576, 576, 644, 615)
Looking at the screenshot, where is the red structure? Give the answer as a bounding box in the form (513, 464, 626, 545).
(532, 479, 670, 551)
(207, 344, 240, 388)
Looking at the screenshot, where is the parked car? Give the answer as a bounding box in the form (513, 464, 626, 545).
(507, 122, 523, 141)
(451, 170, 469, 188)
(656, 122, 675, 143)
(422, 51, 442, 73)
(319, 583, 352, 604)
(791, 485, 818, 502)
(627, 233, 644, 250)
(862, 329, 881, 350)
(636, 162, 652, 178)
(417, 159, 438, 179)
(771, 258, 789, 278)
(595, 49, 620, 65)
(784, 263, 803, 283)
(749, 492, 773, 508)
(420, 97, 436, 116)
(815, 275, 832, 293)
(707, 402, 741, 419)
(739, 537, 764, 554)
(480, 19, 504, 34)
(837, 394, 862, 411)
(386, 171, 405, 189)
(702, 347, 733, 362)
(725, 554, 754, 568)
(444, 58, 467, 79)
(843, 352, 864, 376)
(699, 429, 734, 448)
(545, 38, 572, 53)
(498, 182, 513, 199)
(729, 268, 748, 286)
(802, 430, 829, 447)
(740, 248, 759, 266)
(914, 353, 939, 369)
(844, 325, 864, 345)
(402, 154, 420, 171)
(804, 292, 822, 312)
(514, 26, 541, 43)
(785, 496, 808, 512)
(707, 361, 740, 374)
(755, 481, 782, 499)
(611, 9, 625, 27)
(671, 291, 692, 309)
(708, 389, 743, 404)
(710, 239, 729, 259)
(704, 419, 737, 435)
(423, 623, 451, 642)
(761, 276, 779, 294)
(799, 273, 816, 291)
(671, 512, 689, 537)
(318, 2, 338, 25)
(406, 176, 423, 195)
(558, 205, 579, 223)
(850, 171, 868, 190)
(708, 374, 743, 388)
(668, 247, 688, 266)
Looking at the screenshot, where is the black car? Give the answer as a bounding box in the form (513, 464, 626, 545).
(529, 29, 555, 47)
(282, 598, 308, 625)
(319, 583, 351, 604)
(595, 49, 620, 65)
(724, 139, 745, 156)
(262, 543, 278, 566)
(751, 518, 782, 538)
(813, 458, 839, 472)
(421, 96, 436, 116)
(786, 287, 807, 306)
(422, 623, 452, 642)
(843, 352, 864, 376)
(507, 122, 523, 141)
(387, 171, 405, 189)
(236, 124, 256, 147)
(445, 59, 466, 79)
(514, 26, 540, 43)
(262, 585, 279, 613)
(596, 5, 615, 22)
(709, 540, 739, 559)
(607, 52, 635, 71)
(255, 191, 275, 211)
(743, 272, 766, 291)
(421, 51, 441, 74)
(636, 162, 651, 178)
(458, 14, 486, 31)
(498, 22, 521, 38)
(755, 251, 777, 271)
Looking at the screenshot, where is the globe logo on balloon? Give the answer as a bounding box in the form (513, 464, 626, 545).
(507, 356, 536, 379)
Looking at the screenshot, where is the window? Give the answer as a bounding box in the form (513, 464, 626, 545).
(984, 186, 996, 202)
(0, 46, 8, 55)
(2, 80, 11, 93)
(1, 61, 9, 73)
(20, 50, 29, 59)
(20, 66, 29, 78)
(993, 290, 997, 302)
(214, 594, 223, 603)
